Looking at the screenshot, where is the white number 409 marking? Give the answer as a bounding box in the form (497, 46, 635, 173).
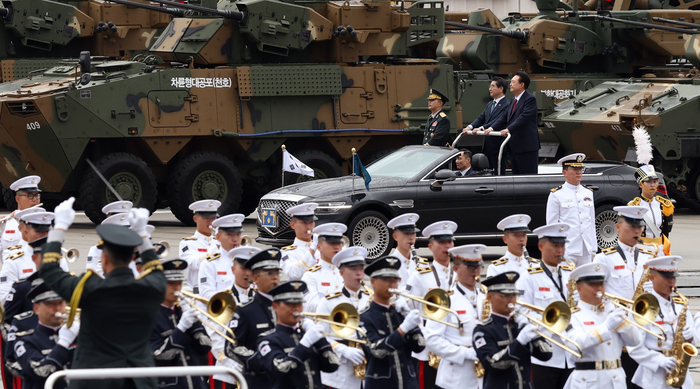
(26, 122, 40, 131)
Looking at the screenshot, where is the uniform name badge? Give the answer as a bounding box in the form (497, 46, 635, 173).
(261, 208, 277, 228)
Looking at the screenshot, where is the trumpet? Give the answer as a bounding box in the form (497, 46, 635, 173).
(598, 292, 666, 341)
(240, 235, 253, 247)
(510, 301, 583, 358)
(56, 306, 81, 322)
(154, 241, 169, 257)
(389, 288, 464, 334)
(61, 247, 80, 263)
(342, 235, 350, 249)
(176, 290, 237, 344)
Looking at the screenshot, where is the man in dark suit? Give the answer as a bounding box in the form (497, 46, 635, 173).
(422, 88, 451, 147)
(455, 149, 478, 177)
(463, 76, 509, 174)
(486, 71, 540, 175)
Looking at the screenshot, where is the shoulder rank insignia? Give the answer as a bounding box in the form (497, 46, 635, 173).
(528, 266, 543, 274)
(550, 185, 562, 192)
(529, 257, 540, 264)
(629, 197, 642, 206)
(492, 258, 508, 266)
(15, 329, 34, 337)
(638, 248, 653, 255)
(325, 292, 342, 300)
(309, 265, 321, 272)
(439, 112, 447, 118)
(565, 260, 576, 268)
(560, 264, 574, 271)
(417, 266, 432, 274)
(206, 253, 221, 262)
(416, 256, 429, 264)
(181, 237, 197, 241)
(259, 328, 276, 337)
(6, 245, 21, 251)
(672, 296, 684, 305)
(14, 311, 34, 320)
(282, 245, 297, 251)
(8, 252, 23, 260)
(602, 247, 617, 255)
(656, 195, 675, 216)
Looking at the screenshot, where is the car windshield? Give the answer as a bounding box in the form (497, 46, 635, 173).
(367, 147, 450, 178)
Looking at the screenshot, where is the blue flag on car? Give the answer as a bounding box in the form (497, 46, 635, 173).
(353, 154, 371, 190)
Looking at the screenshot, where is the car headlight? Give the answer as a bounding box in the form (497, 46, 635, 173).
(315, 202, 352, 214)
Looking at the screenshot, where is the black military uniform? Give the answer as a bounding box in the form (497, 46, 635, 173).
(473, 272, 553, 389)
(361, 257, 425, 389)
(39, 224, 166, 389)
(15, 278, 74, 389)
(257, 280, 340, 389)
(150, 259, 212, 389)
(224, 249, 281, 388)
(423, 89, 451, 146)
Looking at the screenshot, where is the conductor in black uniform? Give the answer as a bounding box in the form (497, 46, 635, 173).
(257, 280, 340, 388)
(473, 271, 553, 389)
(423, 89, 451, 146)
(38, 198, 167, 389)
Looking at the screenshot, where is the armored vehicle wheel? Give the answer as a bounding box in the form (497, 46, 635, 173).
(79, 153, 157, 224)
(167, 152, 242, 226)
(347, 210, 393, 260)
(2, 187, 16, 211)
(277, 149, 342, 187)
(595, 204, 619, 250)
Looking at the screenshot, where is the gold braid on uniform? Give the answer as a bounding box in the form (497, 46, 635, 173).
(67, 269, 93, 328)
(136, 259, 164, 280)
(42, 252, 62, 264)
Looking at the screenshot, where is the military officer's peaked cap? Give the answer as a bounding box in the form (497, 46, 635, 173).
(188, 199, 221, 217)
(533, 223, 569, 243)
(15, 207, 46, 223)
(22, 212, 54, 231)
(10, 175, 41, 192)
(101, 200, 133, 216)
(387, 213, 421, 233)
(635, 164, 661, 183)
(245, 248, 282, 271)
(212, 213, 245, 232)
(427, 88, 449, 103)
(571, 262, 607, 283)
(27, 278, 62, 304)
(96, 224, 142, 250)
(365, 255, 401, 278)
(645, 255, 681, 278)
(449, 244, 486, 267)
(229, 246, 262, 265)
(28, 236, 47, 249)
(162, 258, 188, 281)
(332, 246, 367, 268)
(497, 214, 531, 233)
(613, 205, 648, 226)
(269, 280, 307, 303)
(557, 153, 586, 168)
(101, 212, 130, 226)
(422, 220, 457, 241)
(313, 223, 347, 243)
(286, 203, 318, 221)
(482, 271, 521, 294)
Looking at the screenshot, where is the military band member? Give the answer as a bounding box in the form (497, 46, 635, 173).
(627, 256, 695, 389)
(546, 153, 596, 266)
(301, 223, 345, 312)
(199, 214, 245, 300)
(151, 258, 212, 389)
(423, 88, 451, 147)
(2, 207, 45, 264)
(179, 200, 221, 293)
(85, 213, 140, 278)
(387, 213, 427, 290)
(628, 165, 673, 255)
(1, 176, 42, 254)
(425, 244, 486, 389)
(361, 256, 425, 389)
(315, 246, 370, 389)
(85, 201, 133, 275)
(225, 248, 281, 388)
(282, 203, 319, 280)
(473, 271, 553, 389)
(487, 214, 535, 278)
(564, 262, 643, 389)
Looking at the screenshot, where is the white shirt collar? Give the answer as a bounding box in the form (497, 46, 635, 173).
(320, 259, 336, 271)
(460, 167, 471, 175)
(258, 291, 273, 301)
(433, 260, 450, 274)
(563, 182, 580, 190)
(618, 241, 635, 254)
(194, 230, 212, 242)
(493, 96, 505, 104)
(513, 90, 525, 101)
(505, 250, 524, 262)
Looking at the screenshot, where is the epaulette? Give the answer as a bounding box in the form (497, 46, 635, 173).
(417, 266, 432, 274)
(672, 297, 684, 305)
(560, 264, 574, 271)
(181, 237, 197, 240)
(582, 185, 595, 191)
(656, 195, 675, 216)
(529, 257, 540, 264)
(565, 260, 576, 268)
(638, 248, 653, 255)
(309, 265, 321, 272)
(13, 311, 34, 321)
(282, 245, 297, 251)
(528, 266, 543, 274)
(629, 197, 642, 206)
(416, 256, 429, 264)
(479, 317, 493, 325)
(492, 258, 508, 266)
(550, 185, 562, 192)
(15, 329, 34, 337)
(259, 328, 276, 337)
(325, 292, 342, 300)
(439, 112, 447, 118)
(206, 253, 221, 262)
(6, 245, 21, 250)
(602, 247, 617, 255)
(8, 252, 23, 260)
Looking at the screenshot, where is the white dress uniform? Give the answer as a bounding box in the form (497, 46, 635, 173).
(546, 154, 596, 266)
(629, 165, 674, 243)
(487, 214, 535, 278)
(198, 213, 246, 300)
(1, 175, 41, 254)
(390, 248, 425, 291)
(280, 202, 319, 280)
(300, 223, 346, 312)
(0, 245, 34, 302)
(387, 213, 425, 291)
(178, 200, 222, 291)
(1, 207, 45, 262)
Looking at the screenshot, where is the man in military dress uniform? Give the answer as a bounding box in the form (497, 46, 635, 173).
(423, 89, 451, 146)
(473, 271, 553, 389)
(564, 262, 643, 389)
(38, 198, 167, 389)
(487, 214, 535, 278)
(386, 213, 427, 291)
(224, 248, 281, 388)
(301, 223, 346, 312)
(425, 244, 486, 389)
(628, 165, 674, 255)
(85, 213, 140, 278)
(1, 175, 42, 254)
(361, 256, 425, 389)
(546, 153, 596, 266)
(199, 214, 246, 301)
(2, 207, 45, 264)
(151, 258, 212, 389)
(178, 200, 221, 293)
(85, 201, 133, 274)
(281, 203, 319, 280)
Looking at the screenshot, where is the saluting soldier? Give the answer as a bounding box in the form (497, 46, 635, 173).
(516, 223, 576, 389)
(360, 256, 425, 389)
(628, 165, 674, 255)
(424, 244, 486, 389)
(487, 214, 536, 278)
(315, 246, 370, 389)
(387, 213, 427, 290)
(300, 223, 345, 312)
(473, 271, 553, 389)
(224, 248, 281, 388)
(627, 256, 695, 389)
(85, 213, 140, 278)
(151, 258, 212, 389)
(281, 203, 319, 280)
(199, 214, 246, 300)
(423, 89, 451, 146)
(178, 200, 221, 293)
(546, 153, 596, 266)
(85, 201, 133, 274)
(1, 176, 42, 254)
(564, 262, 643, 389)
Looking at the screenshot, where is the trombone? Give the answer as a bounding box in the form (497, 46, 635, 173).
(510, 301, 583, 358)
(294, 302, 368, 342)
(598, 292, 666, 340)
(61, 247, 80, 263)
(176, 290, 237, 344)
(389, 288, 464, 334)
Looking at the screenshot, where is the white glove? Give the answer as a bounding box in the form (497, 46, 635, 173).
(301, 319, 316, 332)
(177, 307, 198, 332)
(53, 197, 76, 231)
(128, 208, 150, 237)
(605, 308, 627, 332)
(399, 309, 422, 333)
(660, 356, 677, 374)
(299, 324, 324, 347)
(643, 280, 653, 294)
(516, 324, 539, 345)
(342, 346, 366, 365)
(515, 313, 530, 329)
(683, 324, 694, 341)
(57, 321, 80, 348)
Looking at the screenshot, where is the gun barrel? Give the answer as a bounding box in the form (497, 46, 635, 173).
(106, 0, 185, 16)
(145, 0, 245, 21)
(585, 15, 700, 35)
(651, 17, 700, 29)
(444, 20, 527, 42)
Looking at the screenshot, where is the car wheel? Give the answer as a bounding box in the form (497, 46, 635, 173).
(595, 204, 619, 250)
(347, 211, 393, 260)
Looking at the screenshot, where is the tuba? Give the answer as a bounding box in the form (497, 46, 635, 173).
(664, 288, 698, 387)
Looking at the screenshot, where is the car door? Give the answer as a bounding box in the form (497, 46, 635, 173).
(509, 171, 564, 228)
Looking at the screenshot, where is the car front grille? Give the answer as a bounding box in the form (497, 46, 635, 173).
(257, 199, 297, 237)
